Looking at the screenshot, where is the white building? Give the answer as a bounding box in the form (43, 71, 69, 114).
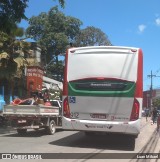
(43, 76, 63, 91)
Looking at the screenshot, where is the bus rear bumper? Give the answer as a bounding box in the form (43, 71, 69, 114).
(62, 117, 141, 137)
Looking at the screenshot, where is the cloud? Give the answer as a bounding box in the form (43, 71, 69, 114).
(138, 24, 146, 33)
(155, 18, 160, 26)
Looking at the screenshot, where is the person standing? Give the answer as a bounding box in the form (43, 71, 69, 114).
(145, 108, 149, 122)
(151, 107, 158, 125)
(32, 94, 39, 105)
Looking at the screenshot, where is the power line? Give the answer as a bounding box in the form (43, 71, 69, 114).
(147, 70, 156, 91)
(154, 67, 160, 75)
(147, 70, 156, 110)
(147, 70, 160, 110)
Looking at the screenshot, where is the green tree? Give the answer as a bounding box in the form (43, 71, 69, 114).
(0, 0, 65, 78)
(26, 6, 82, 54)
(46, 60, 64, 81)
(0, 25, 27, 78)
(0, 25, 31, 103)
(0, 0, 66, 102)
(0, 0, 65, 34)
(152, 98, 160, 108)
(0, 0, 29, 33)
(26, 6, 82, 80)
(74, 26, 112, 47)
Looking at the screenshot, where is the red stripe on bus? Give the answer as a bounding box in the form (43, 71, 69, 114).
(69, 77, 131, 82)
(135, 49, 143, 98)
(63, 49, 69, 96)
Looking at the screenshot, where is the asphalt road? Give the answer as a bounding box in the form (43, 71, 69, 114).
(0, 117, 159, 162)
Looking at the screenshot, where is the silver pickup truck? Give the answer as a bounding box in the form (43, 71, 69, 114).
(3, 99, 62, 135)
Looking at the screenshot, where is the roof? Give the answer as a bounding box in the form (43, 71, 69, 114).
(43, 76, 63, 90)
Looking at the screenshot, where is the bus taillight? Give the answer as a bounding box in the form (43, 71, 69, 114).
(130, 98, 139, 121)
(63, 97, 70, 118)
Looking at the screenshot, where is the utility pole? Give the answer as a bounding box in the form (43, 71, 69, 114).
(147, 70, 156, 111)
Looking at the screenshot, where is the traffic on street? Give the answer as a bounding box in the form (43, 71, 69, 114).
(1, 1, 160, 162)
(0, 117, 159, 161)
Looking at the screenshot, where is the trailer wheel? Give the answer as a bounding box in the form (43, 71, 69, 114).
(46, 120, 56, 135)
(17, 129, 27, 135)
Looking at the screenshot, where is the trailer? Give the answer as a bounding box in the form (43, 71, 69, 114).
(3, 101, 62, 135)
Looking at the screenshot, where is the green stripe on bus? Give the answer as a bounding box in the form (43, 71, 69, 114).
(68, 82, 135, 97)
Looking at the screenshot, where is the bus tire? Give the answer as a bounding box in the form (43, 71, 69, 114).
(129, 136, 136, 150)
(17, 129, 27, 135)
(46, 120, 56, 135)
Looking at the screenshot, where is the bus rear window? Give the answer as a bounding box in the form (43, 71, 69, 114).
(69, 79, 134, 91)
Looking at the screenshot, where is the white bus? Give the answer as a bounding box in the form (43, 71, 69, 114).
(62, 46, 143, 139)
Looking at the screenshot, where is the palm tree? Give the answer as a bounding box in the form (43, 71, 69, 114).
(0, 25, 32, 103)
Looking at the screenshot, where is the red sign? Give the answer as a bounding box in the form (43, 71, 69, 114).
(26, 66, 44, 94)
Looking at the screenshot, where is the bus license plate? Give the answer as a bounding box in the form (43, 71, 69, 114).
(91, 114, 106, 119)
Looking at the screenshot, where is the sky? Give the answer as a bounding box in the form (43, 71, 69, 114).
(19, 0, 160, 91)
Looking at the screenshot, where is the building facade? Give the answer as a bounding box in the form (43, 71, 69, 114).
(143, 89, 159, 109)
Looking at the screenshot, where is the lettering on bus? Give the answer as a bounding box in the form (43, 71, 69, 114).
(70, 112, 79, 118)
(114, 117, 129, 120)
(85, 124, 113, 129)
